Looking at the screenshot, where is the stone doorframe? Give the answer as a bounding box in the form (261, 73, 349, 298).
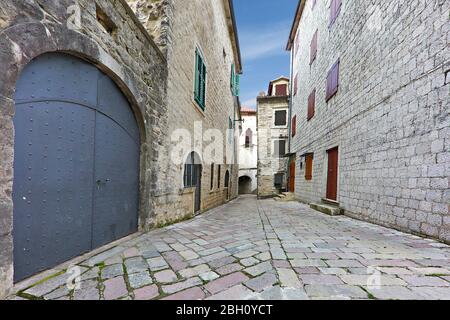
(0, 22, 152, 298)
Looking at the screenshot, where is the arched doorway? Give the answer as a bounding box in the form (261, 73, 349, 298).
(184, 152, 202, 212)
(239, 176, 252, 194)
(13, 53, 141, 282)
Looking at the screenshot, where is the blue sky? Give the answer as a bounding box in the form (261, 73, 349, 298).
(234, 0, 298, 109)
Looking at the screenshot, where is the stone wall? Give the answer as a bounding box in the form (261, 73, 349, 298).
(290, 0, 449, 242)
(257, 96, 290, 197)
(128, 0, 241, 224)
(0, 0, 167, 298)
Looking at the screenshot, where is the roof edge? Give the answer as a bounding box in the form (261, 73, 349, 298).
(224, 0, 243, 73)
(286, 0, 305, 51)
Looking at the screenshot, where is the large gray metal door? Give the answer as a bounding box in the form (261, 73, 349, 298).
(13, 53, 140, 282)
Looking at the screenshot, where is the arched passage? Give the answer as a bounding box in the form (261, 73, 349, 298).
(12, 53, 141, 281)
(239, 176, 253, 195)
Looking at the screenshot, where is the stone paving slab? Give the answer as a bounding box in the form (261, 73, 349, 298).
(8, 196, 450, 300)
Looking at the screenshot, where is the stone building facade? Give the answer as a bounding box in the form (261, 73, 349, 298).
(287, 0, 449, 242)
(0, 0, 167, 298)
(127, 0, 243, 226)
(239, 108, 258, 194)
(257, 77, 290, 198)
(0, 0, 242, 298)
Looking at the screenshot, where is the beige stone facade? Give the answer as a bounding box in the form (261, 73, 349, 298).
(257, 78, 290, 198)
(287, 0, 449, 243)
(128, 0, 243, 226)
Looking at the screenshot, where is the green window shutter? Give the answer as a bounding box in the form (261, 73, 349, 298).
(194, 49, 206, 110)
(194, 49, 200, 102)
(234, 74, 240, 97)
(231, 64, 235, 90)
(201, 61, 206, 109)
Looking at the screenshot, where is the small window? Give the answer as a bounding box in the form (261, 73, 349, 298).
(274, 140, 286, 157)
(194, 49, 207, 110)
(326, 59, 340, 101)
(275, 84, 288, 96)
(310, 30, 318, 65)
(305, 154, 314, 181)
(210, 163, 214, 190)
(245, 128, 253, 148)
(330, 0, 342, 27)
(291, 115, 297, 137)
(308, 89, 316, 121)
(274, 173, 284, 188)
(274, 110, 287, 126)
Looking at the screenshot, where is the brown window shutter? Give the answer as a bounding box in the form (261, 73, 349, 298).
(292, 115, 297, 137)
(305, 154, 313, 181)
(308, 89, 316, 121)
(294, 74, 298, 96)
(275, 84, 287, 96)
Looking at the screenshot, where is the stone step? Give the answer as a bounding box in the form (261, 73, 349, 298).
(321, 198, 340, 206)
(310, 202, 343, 216)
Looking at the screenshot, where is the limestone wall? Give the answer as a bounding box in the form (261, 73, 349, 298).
(257, 96, 290, 197)
(0, 0, 167, 298)
(290, 0, 449, 242)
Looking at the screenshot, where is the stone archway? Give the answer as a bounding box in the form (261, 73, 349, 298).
(239, 176, 253, 195)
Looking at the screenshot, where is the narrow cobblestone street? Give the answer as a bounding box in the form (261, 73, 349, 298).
(9, 196, 450, 300)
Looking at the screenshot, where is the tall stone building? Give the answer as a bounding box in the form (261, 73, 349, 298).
(128, 0, 243, 226)
(286, 0, 449, 242)
(0, 0, 241, 297)
(257, 77, 290, 198)
(238, 108, 258, 194)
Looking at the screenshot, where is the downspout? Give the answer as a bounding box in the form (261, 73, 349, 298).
(286, 46, 294, 191)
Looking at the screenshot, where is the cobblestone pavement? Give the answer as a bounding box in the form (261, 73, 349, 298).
(8, 196, 450, 300)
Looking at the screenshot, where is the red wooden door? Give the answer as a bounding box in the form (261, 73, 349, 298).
(289, 161, 296, 192)
(326, 147, 339, 200)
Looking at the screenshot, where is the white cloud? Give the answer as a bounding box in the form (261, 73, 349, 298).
(240, 22, 291, 61)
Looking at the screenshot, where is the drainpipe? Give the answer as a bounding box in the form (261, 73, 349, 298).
(286, 46, 294, 191)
